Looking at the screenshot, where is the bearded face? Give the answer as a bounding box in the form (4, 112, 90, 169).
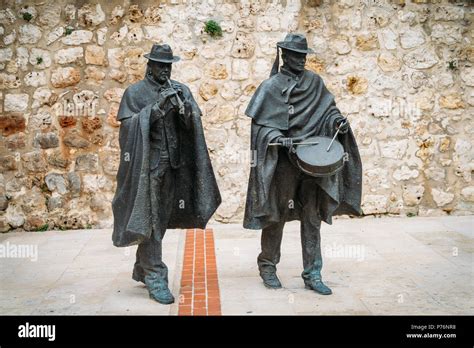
(148, 61, 172, 85)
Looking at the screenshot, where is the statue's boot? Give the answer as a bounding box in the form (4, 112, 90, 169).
(304, 278, 332, 295)
(260, 272, 282, 289)
(144, 274, 175, 305)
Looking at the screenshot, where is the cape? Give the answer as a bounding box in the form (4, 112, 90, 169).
(244, 69, 363, 230)
(112, 75, 221, 247)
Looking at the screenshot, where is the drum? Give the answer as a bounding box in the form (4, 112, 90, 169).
(292, 136, 345, 177)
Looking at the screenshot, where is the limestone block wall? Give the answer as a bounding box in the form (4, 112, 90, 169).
(0, 0, 473, 232)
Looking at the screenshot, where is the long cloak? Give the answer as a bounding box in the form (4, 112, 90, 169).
(112, 75, 221, 247)
(244, 69, 363, 230)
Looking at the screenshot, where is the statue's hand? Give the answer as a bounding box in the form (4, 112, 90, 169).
(157, 88, 178, 108)
(151, 88, 179, 118)
(172, 84, 183, 95)
(334, 116, 349, 134)
(278, 137, 293, 149)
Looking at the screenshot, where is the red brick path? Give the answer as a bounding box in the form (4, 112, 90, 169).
(178, 229, 221, 315)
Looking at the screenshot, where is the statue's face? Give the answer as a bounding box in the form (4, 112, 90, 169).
(148, 61, 172, 84)
(282, 50, 307, 74)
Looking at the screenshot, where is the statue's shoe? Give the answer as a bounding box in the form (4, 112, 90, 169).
(149, 287, 175, 305)
(260, 272, 282, 289)
(144, 274, 175, 305)
(304, 279, 332, 295)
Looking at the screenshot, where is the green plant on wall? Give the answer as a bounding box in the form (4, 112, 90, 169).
(22, 12, 33, 22)
(36, 56, 43, 65)
(204, 20, 222, 38)
(447, 60, 458, 71)
(35, 224, 49, 232)
(65, 27, 74, 36)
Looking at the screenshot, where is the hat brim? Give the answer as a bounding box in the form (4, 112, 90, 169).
(277, 42, 314, 54)
(144, 54, 181, 63)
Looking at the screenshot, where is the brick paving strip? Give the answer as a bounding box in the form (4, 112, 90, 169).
(178, 228, 221, 315)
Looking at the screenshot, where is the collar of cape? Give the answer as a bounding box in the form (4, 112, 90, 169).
(245, 68, 322, 131)
(279, 65, 305, 81)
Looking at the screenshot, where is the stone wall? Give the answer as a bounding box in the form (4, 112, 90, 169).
(0, 0, 473, 232)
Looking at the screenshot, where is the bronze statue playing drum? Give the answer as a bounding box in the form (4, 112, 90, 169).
(244, 33, 363, 295)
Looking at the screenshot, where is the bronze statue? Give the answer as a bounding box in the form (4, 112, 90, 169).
(244, 34, 362, 295)
(112, 44, 221, 304)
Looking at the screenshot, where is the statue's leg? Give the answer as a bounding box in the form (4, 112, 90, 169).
(257, 221, 285, 288)
(300, 210, 323, 282)
(137, 236, 167, 283)
(298, 183, 332, 295)
(147, 158, 176, 284)
(137, 159, 175, 304)
(257, 151, 299, 289)
(258, 221, 285, 274)
(138, 161, 168, 282)
(132, 249, 145, 284)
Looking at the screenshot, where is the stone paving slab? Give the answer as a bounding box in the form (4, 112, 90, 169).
(213, 216, 473, 315)
(0, 216, 472, 315)
(0, 229, 184, 315)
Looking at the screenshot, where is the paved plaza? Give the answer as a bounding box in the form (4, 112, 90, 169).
(0, 216, 472, 315)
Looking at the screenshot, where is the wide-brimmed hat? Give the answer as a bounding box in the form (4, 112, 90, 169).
(270, 33, 314, 77)
(144, 44, 180, 63)
(277, 33, 314, 54)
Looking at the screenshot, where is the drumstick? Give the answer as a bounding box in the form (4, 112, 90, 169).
(327, 119, 347, 152)
(268, 141, 319, 146)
